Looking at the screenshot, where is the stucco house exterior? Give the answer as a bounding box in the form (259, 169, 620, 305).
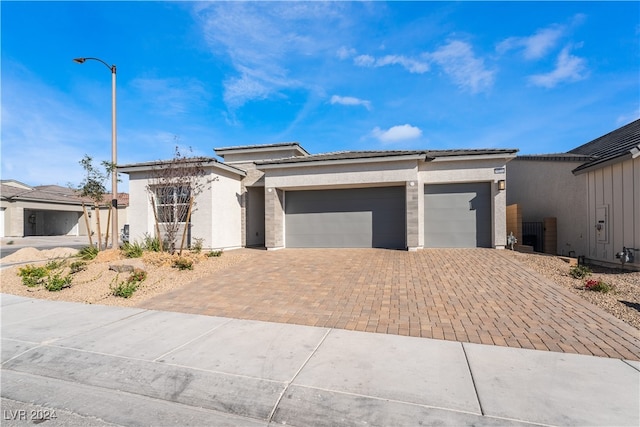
(508, 119, 640, 269)
(1, 179, 128, 239)
(120, 143, 518, 251)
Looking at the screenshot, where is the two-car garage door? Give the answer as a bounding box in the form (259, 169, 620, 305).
(285, 187, 406, 249)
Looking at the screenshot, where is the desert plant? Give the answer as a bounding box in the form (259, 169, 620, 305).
(142, 233, 162, 252)
(18, 265, 48, 287)
(45, 260, 66, 270)
(191, 238, 204, 254)
(111, 280, 138, 298)
(569, 264, 592, 279)
(584, 279, 611, 293)
(128, 268, 147, 283)
(172, 257, 193, 270)
(207, 250, 223, 257)
(79, 245, 99, 260)
(69, 261, 88, 273)
(44, 273, 72, 292)
(121, 242, 144, 258)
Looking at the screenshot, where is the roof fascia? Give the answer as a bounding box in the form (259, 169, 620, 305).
(215, 144, 310, 157)
(119, 161, 246, 177)
(256, 153, 425, 170)
(428, 153, 518, 162)
(572, 152, 634, 175)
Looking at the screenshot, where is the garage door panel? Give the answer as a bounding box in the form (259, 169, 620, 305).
(424, 183, 491, 248)
(285, 187, 405, 249)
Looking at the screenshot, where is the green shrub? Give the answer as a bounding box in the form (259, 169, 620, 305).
(44, 273, 72, 292)
(191, 238, 204, 254)
(79, 245, 99, 260)
(142, 233, 162, 252)
(121, 242, 144, 258)
(70, 261, 87, 273)
(207, 250, 223, 257)
(18, 265, 48, 287)
(111, 280, 138, 298)
(584, 279, 611, 293)
(172, 257, 193, 270)
(45, 260, 65, 270)
(569, 264, 592, 279)
(128, 268, 147, 283)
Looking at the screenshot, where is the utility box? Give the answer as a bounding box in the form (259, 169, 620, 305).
(595, 205, 608, 243)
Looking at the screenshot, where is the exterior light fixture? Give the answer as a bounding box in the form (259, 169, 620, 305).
(74, 57, 118, 248)
(498, 180, 506, 191)
(409, 181, 415, 187)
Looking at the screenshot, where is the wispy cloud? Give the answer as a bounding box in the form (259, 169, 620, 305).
(428, 41, 495, 93)
(371, 124, 422, 143)
(330, 95, 372, 110)
(497, 25, 564, 60)
(528, 45, 588, 88)
(354, 54, 430, 74)
(130, 77, 208, 116)
(194, 2, 349, 109)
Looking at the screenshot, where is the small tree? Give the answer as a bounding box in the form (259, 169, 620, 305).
(146, 147, 213, 254)
(75, 155, 115, 249)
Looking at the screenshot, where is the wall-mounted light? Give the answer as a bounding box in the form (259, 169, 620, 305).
(498, 180, 506, 191)
(409, 181, 415, 187)
(267, 188, 273, 193)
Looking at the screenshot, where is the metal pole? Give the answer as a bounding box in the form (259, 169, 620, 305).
(111, 65, 118, 249)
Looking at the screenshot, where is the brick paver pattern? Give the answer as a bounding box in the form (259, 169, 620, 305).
(139, 248, 640, 361)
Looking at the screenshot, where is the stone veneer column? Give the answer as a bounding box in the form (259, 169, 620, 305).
(265, 187, 285, 249)
(406, 181, 420, 250)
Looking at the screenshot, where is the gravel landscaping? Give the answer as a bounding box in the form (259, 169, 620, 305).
(1, 246, 638, 331)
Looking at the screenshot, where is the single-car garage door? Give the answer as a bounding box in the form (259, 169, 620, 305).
(285, 187, 406, 249)
(424, 182, 492, 248)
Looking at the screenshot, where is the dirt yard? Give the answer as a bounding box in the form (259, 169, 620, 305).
(1, 247, 638, 330)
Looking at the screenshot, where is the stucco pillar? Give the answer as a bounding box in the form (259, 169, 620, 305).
(265, 187, 285, 250)
(493, 181, 507, 249)
(406, 181, 421, 251)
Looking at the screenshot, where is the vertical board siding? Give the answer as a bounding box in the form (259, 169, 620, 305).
(586, 157, 640, 265)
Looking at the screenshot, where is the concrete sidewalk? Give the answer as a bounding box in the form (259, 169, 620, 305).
(1, 294, 638, 427)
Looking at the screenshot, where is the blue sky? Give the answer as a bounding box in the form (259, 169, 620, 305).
(2, 1, 639, 192)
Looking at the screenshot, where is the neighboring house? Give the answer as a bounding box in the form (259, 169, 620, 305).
(508, 119, 640, 269)
(120, 143, 518, 251)
(0, 180, 128, 239)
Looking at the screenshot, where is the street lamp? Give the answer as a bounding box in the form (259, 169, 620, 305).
(73, 57, 118, 249)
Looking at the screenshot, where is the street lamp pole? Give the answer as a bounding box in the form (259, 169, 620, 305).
(73, 57, 118, 249)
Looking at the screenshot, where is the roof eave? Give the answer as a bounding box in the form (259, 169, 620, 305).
(256, 153, 425, 169)
(428, 152, 518, 162)
(119, 159, 247, 177)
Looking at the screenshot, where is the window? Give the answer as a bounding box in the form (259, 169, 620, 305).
(155, 186, 191, 223)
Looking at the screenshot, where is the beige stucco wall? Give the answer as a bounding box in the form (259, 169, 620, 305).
(584, 156, 640, 266)
(507, 159, 587, 256)
(262, 157, 512, 250)
(126, 167, 243, 250)
(0, 200, 86, 238)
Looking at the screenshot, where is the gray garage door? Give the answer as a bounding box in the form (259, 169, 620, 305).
(285, 187, 406, 249)
(424, 183, 492, 248)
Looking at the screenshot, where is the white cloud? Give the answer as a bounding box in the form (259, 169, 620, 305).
(528, 45, 588, 88)
(194, 2, 350, 109)
(428, 41, 495, 93)
(354, 54, 429, 74)
(330, 95, 371, 110)
(337, 46, 356, 59)
(371, 124, 422, 143)
(130, 77, 208, 115)
(497, 25, 564, 60)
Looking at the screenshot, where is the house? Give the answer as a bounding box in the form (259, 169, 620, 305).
(0, 180, 128, 239)
(120, 143, 518, 251)
(508, 119, 640, 269)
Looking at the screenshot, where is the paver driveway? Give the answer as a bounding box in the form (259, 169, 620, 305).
(139, 248, 640, 360)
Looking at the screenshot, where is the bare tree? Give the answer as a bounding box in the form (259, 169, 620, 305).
(74, 155, 115, 249)
(146, 147, 212, 254)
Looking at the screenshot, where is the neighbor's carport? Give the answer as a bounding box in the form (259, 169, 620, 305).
(285, 187, 406, 249)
